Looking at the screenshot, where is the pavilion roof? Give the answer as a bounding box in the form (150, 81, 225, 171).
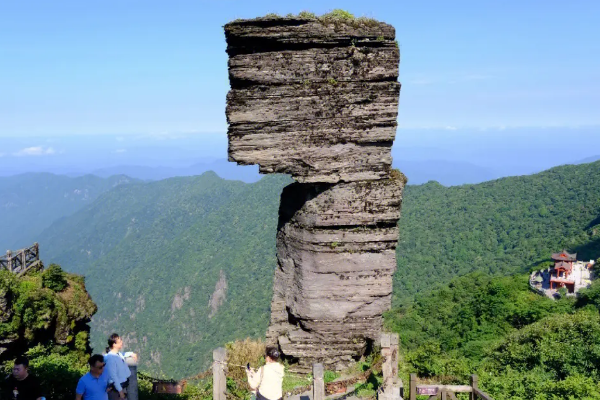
(554, 261, 573, 271)
(552, 250, 577, 262)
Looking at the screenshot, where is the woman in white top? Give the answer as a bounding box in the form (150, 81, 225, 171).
(246, 347, 285, 400)
(104, 333, 137, 400)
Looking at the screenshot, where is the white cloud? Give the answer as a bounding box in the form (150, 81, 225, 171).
(113, 148, 127, 153)
(13, 146, 56, 156)
(444, 126, 458, 131)
(116, 136, 125, 142)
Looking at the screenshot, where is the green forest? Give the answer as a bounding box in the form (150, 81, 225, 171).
(33, 161, 600, 378)
(386, 271, 600, 399)
(39, 172, 290, 377)
(394, 161, 600, 304)
(2, 160, 600, 396)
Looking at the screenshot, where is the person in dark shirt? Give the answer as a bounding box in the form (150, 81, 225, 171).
(1, 355, 44, 400)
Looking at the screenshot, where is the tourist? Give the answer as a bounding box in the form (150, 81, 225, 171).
(76, 354, 110, 400)
(1, 355, 44, 400)
(245, 347, 285, 400)
(104, 333, 137, 400)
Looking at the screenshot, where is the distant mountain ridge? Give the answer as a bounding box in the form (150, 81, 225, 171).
(91, 158, 262, 183)
(394, 159, 498, 185)
(91, 158, 498, 186)
(31, 161, 600, 378)
(0, 173, 135, 250)
(577, 154, 600, 164)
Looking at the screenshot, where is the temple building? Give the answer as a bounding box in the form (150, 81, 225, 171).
(530, 250, 595, 298)
(549, 250, 577, 292)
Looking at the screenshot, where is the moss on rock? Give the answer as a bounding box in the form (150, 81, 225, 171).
(0, 264, 96, 362)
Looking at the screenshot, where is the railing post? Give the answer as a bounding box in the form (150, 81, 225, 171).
(409, 374, 416, 400)
(21, 250, 26, 272)
(470, 375, 478, 400)
(378, 333, 402, 400)
(125, 358, 139, 400)
(313, 363, 324, 400)
(6, 251, 12, 272)
(440, 388, 447, 400)
(213, 347, 227, 400)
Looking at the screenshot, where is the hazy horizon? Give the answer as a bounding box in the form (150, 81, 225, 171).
(1, 125, 599, 186)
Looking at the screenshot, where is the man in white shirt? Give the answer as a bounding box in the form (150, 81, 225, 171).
(104, 333, 137, 400)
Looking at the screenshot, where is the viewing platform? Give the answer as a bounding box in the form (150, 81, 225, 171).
(0, 243, 42, 275)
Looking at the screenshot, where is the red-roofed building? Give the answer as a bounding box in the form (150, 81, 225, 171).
(550, 250, 577, 292)
(552, 250, 577, 262)
(530, 253, 595, 298)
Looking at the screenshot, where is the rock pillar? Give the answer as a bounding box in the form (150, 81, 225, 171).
(224, 14, 403, 371)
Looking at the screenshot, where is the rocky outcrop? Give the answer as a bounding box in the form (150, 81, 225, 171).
(225, 15, 403, 371)
(0, 264, 97, 360)
(226, 17, 400, 184)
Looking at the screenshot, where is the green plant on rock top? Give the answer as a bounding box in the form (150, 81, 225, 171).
(322, 9, 355, 20)
(297, 11, 317, 19)
(42, 264, 68, 292)
(327, 78, 338, 86)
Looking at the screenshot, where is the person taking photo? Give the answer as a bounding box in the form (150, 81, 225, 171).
(245, 347, 284, 400)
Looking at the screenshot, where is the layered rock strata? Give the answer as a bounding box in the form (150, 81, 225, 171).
(224, 16, 403, 370)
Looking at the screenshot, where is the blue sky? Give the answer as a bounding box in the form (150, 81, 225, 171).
(1, 0, 599, 137)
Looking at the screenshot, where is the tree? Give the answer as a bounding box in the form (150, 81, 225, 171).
(42, 264, 67, 292)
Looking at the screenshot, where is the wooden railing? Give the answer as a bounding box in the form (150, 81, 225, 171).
(212, 333, 403, 400)
(409, 374, 493, 400)
(0, 243, 41, 275)
(143, 333, 494, 400)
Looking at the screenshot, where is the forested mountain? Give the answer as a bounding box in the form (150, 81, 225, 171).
(35, 161, 600, 378)
(385, 272, 600, 399)
(394, 160, 600, 304)
(40, 172, 291, 377)
(91, 158, 262, 183)
(0, 173, 134, 250)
